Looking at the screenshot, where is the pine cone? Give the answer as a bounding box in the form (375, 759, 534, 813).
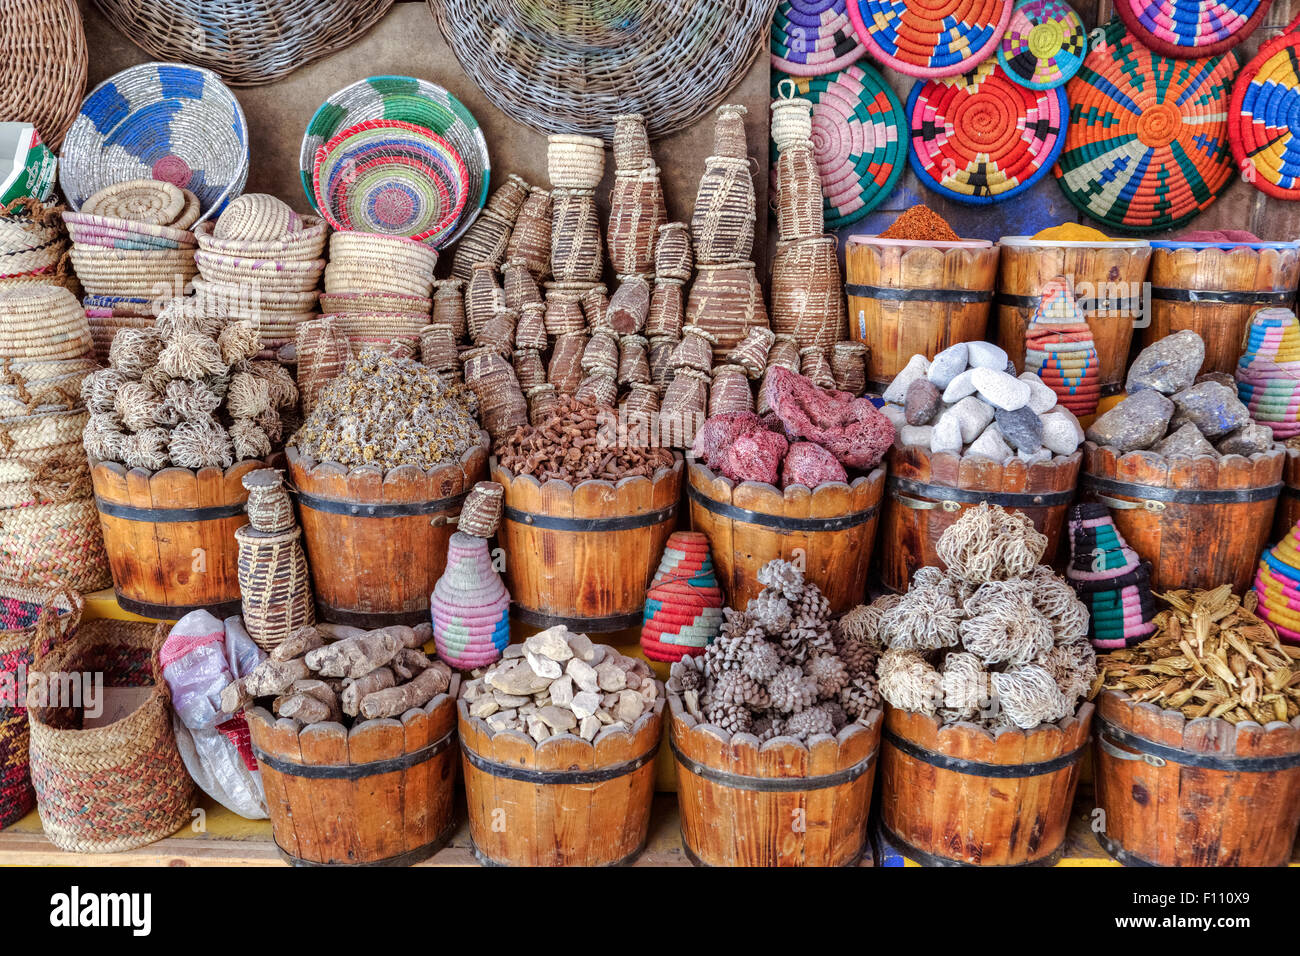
(748, 591, 793, 636)
(793, 586, 830, 622)
(767, 664, 818, 714)
(741, 639, 782, 682)
(837, 638, 878, 680)
(704, 608, 758, 676)
(669, 655, 704, 693)
(704, 697, 753, 736)
(805, 651, 849, 697)
(839, 675, 879, 720)
(822, 700, 848, 732)
(712, 668, 772, 710)
(780, 619, 836, 665)
(751, 715, 785, 743)
(756, 559, 804, 601)
(785, 704, 835, 741)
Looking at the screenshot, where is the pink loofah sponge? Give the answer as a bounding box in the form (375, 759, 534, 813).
(690, 411, 765, 470)
(782, 441, 847, 487)
(767, 367, 894, 469)
(722, 430, 788, 485)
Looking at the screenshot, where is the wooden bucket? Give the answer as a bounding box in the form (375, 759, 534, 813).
(491, 457, 682, 633)
(995, 236, 1152, 396)
(879, 704, 1093, 866)
(457, 695, 663, 866)
(1080, 441, 1283, 593)
(287, 437, 490, 627)
(879, 444, 1080, 593)
(844, 235, 1000, 391)
(1093, 690, 1300, 866)
(246, 676, 460, 867)
(1274, 446, 1300, 543)
(1143, 240, 1300, 377)
(686, 461, 885, 613)
(91, 459, 265, 618)
(669, 693, 881, 866)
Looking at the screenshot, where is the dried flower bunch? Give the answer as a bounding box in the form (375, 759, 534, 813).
(291, 348, 481, 470)
(496, 392, 674, 482)
(461, 626, 658, 743)
(867, 503, 1096, 731)
(1093, 586, 1300, 724)
(81, 298, 298, 470)
(669, 558, 880, 742)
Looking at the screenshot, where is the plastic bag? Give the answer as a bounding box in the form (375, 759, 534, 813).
(162, 612, 269, 819)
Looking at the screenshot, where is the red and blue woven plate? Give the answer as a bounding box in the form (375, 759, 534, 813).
(847, 0, 1013, 77)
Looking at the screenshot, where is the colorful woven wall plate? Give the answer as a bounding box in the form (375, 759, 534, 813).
(772, 0, 867, 76)
(847, 0, 1013, 77)
(906, 59, 1067, 204)
(998, 0, 1088, 89)
(770, 61, 906, 227)
(1230, 29, 1300, 200)
(1116, 0, 1271, 58)
(59, 62, 248, 224)
(300, 75, 488, 246)
(1053, 19, 1239, 233)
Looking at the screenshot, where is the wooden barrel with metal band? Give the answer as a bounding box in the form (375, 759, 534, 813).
(686, 461, 885, 613)
(1273, 446, 1300, 544)
(670, 693, 882, 866)
(1092, 690, 1300, 867)
(246, 677, 459, 867)
(287, 436, 490, 627)
(844, 235, 1000, 391)
(879, 704, 1093, 866)
(1081, 441, 1283, 593)
(90, 459, 265, 618)
(1141, 239, 1300, 376)
(491, 457, 681, 633)
(879, 444, 1081, 592)
(457, 695, 663, 866)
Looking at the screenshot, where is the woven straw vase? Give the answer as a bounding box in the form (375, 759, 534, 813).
(684, 261, 769, 360)
(607, 169, 666, 276)
(690, 156, 756, 264)
(550, 189, 602, 284)
(236, 525, 314, 652)
(771, 235, 845, 350)
(776, 141, 824, 242)
(27, 619, 194, 853)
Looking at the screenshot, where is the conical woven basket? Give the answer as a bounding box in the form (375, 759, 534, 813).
(771, 235, 845, 350)
(691, 156, 756, 264)
(683, 261, 768, 360)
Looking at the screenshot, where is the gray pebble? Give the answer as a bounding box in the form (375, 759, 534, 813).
(995, 405, 1044, 452)
(1125, 330, 1205, 395)
(1169, 381, 1250, 439)
(1085, 389, 1174, 453)
(1153, 422, 1219, 459)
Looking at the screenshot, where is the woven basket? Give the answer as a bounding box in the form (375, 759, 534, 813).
(319, 290, 429, 318)
(61, 63, 248, 224)
(63, 210, 197, 250)
(89, 0, 395, 85)
(771, 236, 844, 350)
(670, 326, 716, 372)
(295, 317, 350, 415)
(548, 135, 606, 189)
(420, 324, 458, 371)
(0, 0, 87, 150)
(684, 261, 768, 360)
(800, 345, 835, 388)
(526, 382, 559, 423)
(0, 367, 91, 417)
(831, 340, 868, 395)
(503, 258, 543, 312)
(328, 311, 426, 353)
(582, 332, 620, 375)
(0, 285, 92, 361)
(1, 489, 109, 594)
(194, 215, 328, 261)
(768, 333, 801, 371)
(624, 381, 660, 417)
(462, 346, 527, 439)
(550, 188, 603, 284)
(466, 263, 504, 341)
(608, 169, 666, 277)
(691, 156, 756, 264)
(513, 347, 547, 389)
(713, 104, 749, 160)
(543, 285, 588, 336)
(709, 363, 754, 416)
(0, 583, 80, 831)
(476, 308, 517, 353)
(28, 618, 193, 852)
(430, 279, 467, 338)
(194, 249, 319, 292)
(515, 302, 548, 349)
(428, 0, 780, 141)
(618, 334, 651, 387)
(236, 525, 314, 652)
(581, 284, 610, 331)
(449, 173, 529, 280)
(81, 179, 197, 228)
(609, 275, 651, 334)
(648, 335, 678, 390)
(329, 230, 440, 273)
(324, 263, 432, 299)
(613, 114, 653, 171)
(654, 222, 693, 280)
(575, 367, 618, 407)
(504, 186, 552, 279)
(776, 141, 824, 241)
(214, 193, 300, 243)
(242, 468, 294, 534)
(548, 332, 588, 394)
(458, 480, 504, 537)
(771, 90, 814, 148)
(727, 324, 775, 377)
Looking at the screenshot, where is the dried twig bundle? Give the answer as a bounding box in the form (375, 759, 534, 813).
(226, 371, 271, 419)
(163, 378, 221, 419)
(114, 381, 165, 433)
(108, 328, 164, 380)
(83, 413, 128, 462)
(230, 417, 272, 461)
(121, 427, 170, 470)
(82, 368, 129, 415)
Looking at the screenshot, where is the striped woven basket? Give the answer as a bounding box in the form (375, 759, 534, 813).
(683, 261, 769, 360)
(771, 235, 844, 349)
(28, 618, 194, 852)
(690, 156, 756, 264)
(194, 215, 328, 261)
(547, 135, 606, 189)
(549, 189, 603, 284)
(503, 186, 552, 278)
(543, 284, 590, 336)
(0, 583, 80, 831)
(608, 169, 667, 277)
(449, 173, 529, 280)
(0, 286, 92, 361)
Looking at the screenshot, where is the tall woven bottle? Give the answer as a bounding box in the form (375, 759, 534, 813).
(236, 469, 314, 653)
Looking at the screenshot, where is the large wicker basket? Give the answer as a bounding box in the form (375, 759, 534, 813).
(0, 0, 87, 149)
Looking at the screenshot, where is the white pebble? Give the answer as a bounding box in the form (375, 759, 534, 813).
(930, 414, 962, 455)
(971, 367, 1031, 411)
(1018, 372, 1058, 415)
(926, 343, 968, 389)
(1017, 447, 1052, 466)
(883, 354, 930, 405)
(967, 341, 1009, 370)
(946, 395, 995, 444)
(1041, 408, 1084, 455)
(900, 425, 933, 447)
(880, 403, 908, 429)
(942, 368, 977, 403)
(967, 422, 1013, 463)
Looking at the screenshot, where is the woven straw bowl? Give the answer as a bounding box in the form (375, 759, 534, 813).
(60, 62, 249, 224)
(299, 75, 490, 246)
(193, 249, 324, 291)
(547, 135, 606, 189)
(328, 230, 440, 272)
(194, 215, 329, 261)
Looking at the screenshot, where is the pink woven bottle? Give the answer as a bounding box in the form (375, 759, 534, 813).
(431, 532, 511, 670)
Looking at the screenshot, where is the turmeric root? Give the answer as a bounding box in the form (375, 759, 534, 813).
(359, 662, 453, 719)
(272, 626, 324, 662)
(341, 666, 395, 717)
(274, 693, 334, 724)
(391, 648, 433, 681)
(305, 631, 404, 678)
(240, 657, 311, 698)
(413, 621, 433, 646)
(370, 625, 423, 649)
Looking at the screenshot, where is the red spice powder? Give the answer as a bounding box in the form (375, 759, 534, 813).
(879, 204, 960, 242)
